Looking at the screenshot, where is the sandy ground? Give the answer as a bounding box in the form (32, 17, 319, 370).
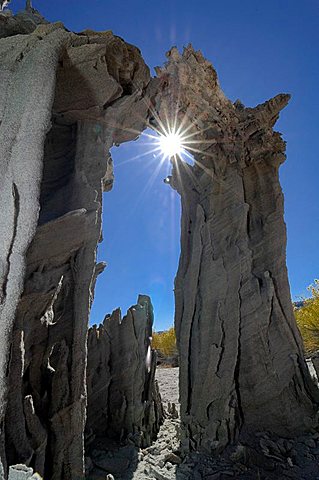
(125, 367, 182, 480)
(155, 367, 179, 406)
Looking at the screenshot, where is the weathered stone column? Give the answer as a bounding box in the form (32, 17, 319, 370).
(86, 295, 164, 449)
(0, 15, 150, 479)
(152, 46, 319, 454)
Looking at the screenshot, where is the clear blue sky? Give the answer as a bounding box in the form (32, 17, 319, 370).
(12, 0, 319, 329)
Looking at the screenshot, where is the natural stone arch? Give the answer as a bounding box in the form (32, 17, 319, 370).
(1, 6, 319, 480)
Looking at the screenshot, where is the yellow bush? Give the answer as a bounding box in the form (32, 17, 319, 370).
(295, 279, 319, 354)
(152, 327, 177, 357)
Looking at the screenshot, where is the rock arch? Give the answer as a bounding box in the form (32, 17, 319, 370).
(0, 8, 318, 480)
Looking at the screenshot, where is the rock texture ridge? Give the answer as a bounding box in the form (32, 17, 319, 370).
(86, 295, 163, 450)
(152, 46, 319, 454)
(0, 12, 150, 480)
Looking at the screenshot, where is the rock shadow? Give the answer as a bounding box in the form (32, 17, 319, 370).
(86, 439, 139, 480)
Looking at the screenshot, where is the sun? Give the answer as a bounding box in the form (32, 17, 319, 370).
(159, 131, 183, 158)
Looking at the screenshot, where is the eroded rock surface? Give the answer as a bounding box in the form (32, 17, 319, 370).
(0, 11, 150, 480)
(1, 6, 319, 480)
(151, 46, 319, 454)
(86, 295, 164, 452)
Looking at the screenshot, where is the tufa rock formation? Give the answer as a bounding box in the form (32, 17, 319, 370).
(1, 5, 318, 479)
(152, 46, 319, 454)
(0, 11, 151, 480)
(86, 295, 164, 450)
(0, 3, 48, 38)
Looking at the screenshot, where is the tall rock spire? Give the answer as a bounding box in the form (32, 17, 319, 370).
(151, 45, 319, 454)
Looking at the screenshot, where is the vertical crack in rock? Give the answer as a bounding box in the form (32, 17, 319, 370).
(234, 275, 244, 435)
(150, 45, 319, 455)
(215, 302, 225, 378)
(0, 183, 19, 304)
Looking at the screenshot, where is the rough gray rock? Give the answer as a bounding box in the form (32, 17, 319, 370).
(86, 295, 164, 450)
(152, 45, 319, 454)
(7, 464, 41, 480)
(0, 12, 150, 480)
(0, 4, 49, 38)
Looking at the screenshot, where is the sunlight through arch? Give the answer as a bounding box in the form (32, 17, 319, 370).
(89, 128, 194, 333)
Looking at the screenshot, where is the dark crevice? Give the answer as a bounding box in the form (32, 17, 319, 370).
(215, 303, 226, 378)
(234, 275, 244, 434)
(0, 182, 20, 304)
(38, 121, 77, 226)
(266, 295, 275, 357)
(231, 178, 248, 434)
(186, 226, 203, 416)
(5, 343, 12, 378)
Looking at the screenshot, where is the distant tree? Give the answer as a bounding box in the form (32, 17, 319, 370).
(152, 327, 177, 357)
(295, 279, 319, 354)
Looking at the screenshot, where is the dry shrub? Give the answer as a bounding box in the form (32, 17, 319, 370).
(152, 327, 177, 357)
(295, 279, 319, 354)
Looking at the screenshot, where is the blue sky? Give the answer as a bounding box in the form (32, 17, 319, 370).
(12, 0, 319, 329)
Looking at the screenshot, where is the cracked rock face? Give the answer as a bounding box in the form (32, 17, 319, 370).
(152, 46, 319, 454)
(0, 15, 150, 480)
(86, 295, 164, 451)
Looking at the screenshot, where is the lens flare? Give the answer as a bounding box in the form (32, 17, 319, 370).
(159, 132, 183, 158)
